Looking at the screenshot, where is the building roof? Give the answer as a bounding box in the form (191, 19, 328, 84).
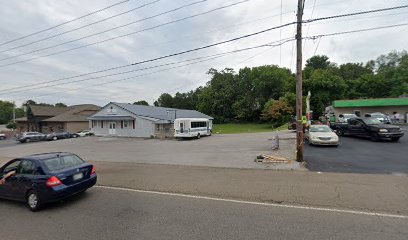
(15, 117, 28, 122)
(93, 102, 213, 122)
(43, 104, 100, 122)
(28, 105, 68, 116)
(333, 98, 408, 108)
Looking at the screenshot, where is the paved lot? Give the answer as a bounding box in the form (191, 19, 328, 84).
(0, 132, 298, 170)
(306, 134, 408, 175)
(0, 138, 19, 148)
(0, 187, 406, 240)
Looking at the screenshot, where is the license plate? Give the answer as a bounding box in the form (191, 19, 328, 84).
(73, 172, 83, 181)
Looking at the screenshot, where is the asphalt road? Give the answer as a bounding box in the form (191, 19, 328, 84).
(0, 139, 19, 148)
(305, 133, 408, 174)
(0, 187, 407, 240)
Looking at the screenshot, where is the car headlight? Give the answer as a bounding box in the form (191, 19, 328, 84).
(379, 129, 388, 133)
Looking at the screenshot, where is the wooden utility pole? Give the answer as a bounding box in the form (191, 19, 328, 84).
(295, 0, 304, 162)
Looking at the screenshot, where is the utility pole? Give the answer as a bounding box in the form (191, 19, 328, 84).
(295, 0, 304, 162)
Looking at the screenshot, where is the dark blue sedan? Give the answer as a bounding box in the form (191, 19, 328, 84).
(0, 152, 97, 211)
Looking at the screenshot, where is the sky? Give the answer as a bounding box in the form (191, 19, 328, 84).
(0, 0, 407, 106)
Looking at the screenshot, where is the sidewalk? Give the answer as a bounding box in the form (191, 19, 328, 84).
(93, 161, 408, 215)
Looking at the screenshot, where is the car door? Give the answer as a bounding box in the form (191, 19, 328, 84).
(0, 159, 21, 199)
(9, 160, 38, 200)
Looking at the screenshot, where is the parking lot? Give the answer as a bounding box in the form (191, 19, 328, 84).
(305, 131, 408, 175)
(0, 132, 297, 170)
(1, 129, 407, 175)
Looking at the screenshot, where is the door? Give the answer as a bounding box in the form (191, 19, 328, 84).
(0, 160, 21, 199)
(180, 122, 184, 133)
(10, 160, 38, 200)
(109, 122, 116, 135)
(348, 119, 365, 136)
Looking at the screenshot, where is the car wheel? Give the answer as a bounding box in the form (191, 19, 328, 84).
(197, 133, 201, 139)
(26, 190, 42, 212)
(25, 138, 31, 143)
(72, 134, 77, 138)
(52, 136, 57, 141)
(335, 129, 344, 136)
(370, 133, 380, 142)
(390, 137, 400, 142)
(0, 136, 4, 140)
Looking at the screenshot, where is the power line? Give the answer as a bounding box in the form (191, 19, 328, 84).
(3, 40, 292, 96)
(0, 0, 210, 63)
(303, 4, 408, 23)
(0, 0, 161, 53)
(3, 7, 407, 93)
(12, 41, 292, 101)
(0, 0, 130, 47)
(305, 22, 408, 39)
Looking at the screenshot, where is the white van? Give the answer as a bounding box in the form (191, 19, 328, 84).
(174, 118, 212, 139)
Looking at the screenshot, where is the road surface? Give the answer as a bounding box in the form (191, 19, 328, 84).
(0, 187, 406, 240)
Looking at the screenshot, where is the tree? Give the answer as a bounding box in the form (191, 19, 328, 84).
(155, 93, 174, 108)
(303, 69, 347, 118)
(6, 122, 16, 129)
(133, 100, 149, 106)
(303, 55, 337, 79)
(55, 102, 67, 107)
(261, 99, 293, 127)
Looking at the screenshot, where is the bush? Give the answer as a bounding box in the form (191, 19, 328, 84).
(6, 122, 16, 129)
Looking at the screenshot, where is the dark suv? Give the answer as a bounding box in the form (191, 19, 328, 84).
(17, 132, 46, 143)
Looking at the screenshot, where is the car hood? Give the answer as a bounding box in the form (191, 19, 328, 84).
(308, 132, 337, 138)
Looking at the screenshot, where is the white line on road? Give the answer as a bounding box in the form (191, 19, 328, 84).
(96, 185, 408, 219)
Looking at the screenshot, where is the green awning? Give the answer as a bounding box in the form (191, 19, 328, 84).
(333, 98, 408, 108)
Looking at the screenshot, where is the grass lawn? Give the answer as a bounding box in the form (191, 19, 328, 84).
(212, 123, 287, 134)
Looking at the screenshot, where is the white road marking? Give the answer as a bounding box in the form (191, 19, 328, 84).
(95, 185, 408, 219)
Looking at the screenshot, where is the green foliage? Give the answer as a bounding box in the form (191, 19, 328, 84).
(133, 100, 149, 106)
(261, 99, 293, 127)
(212, 123, 286, 134)
(55, 102, 67, 107)
(6, 122, 16, 129)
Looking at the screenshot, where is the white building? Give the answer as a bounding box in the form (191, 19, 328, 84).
(88, 102, 213, 138)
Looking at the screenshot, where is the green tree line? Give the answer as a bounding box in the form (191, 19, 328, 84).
(154, 50, 408, 124)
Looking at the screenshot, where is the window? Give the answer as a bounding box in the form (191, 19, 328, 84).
(18, 160, 37, 175)
(191, 122, 207, 128)
(43, 155, 85, 172)
(123, 121, 129, 128)
(3, 160, 21, 173)
(156, 124, 161, 131)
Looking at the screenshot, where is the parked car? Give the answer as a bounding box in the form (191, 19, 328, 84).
(365, 112, 391, 124)
(0, 152, 96, 211)
(46, 131, 71, 141)
(77, 130, 94, 137)
(305, 125, 339, 146)
(17, 132, 46, 143)
(69, 132, 80, 138)
(0, 133, 6, 140)
(331, 117, 404, 141)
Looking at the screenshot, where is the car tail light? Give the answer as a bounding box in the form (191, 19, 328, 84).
(46, 176, 62, 187)
(91, 165, 96, 175)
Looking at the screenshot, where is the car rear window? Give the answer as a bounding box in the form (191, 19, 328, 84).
(43, 155, 85, 172)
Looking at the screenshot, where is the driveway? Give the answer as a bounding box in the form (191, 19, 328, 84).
(0, 132, 297, 169)
(305, 135, 408, 175)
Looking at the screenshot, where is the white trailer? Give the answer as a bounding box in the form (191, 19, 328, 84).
(174, 118, 212, 139)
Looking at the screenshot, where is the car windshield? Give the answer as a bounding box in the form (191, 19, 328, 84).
(43, 155, 85, 172)
(371, 114, 383, 118)
(309, 126, 332, 132)
(362, 118, 382, 125)
(344, 114, 357, 118)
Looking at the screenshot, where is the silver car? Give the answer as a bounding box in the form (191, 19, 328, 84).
(305, 125, 339, 146)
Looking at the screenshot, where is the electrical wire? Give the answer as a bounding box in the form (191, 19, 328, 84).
(0, 0, 161, 53)
(0, 0, 130, 47)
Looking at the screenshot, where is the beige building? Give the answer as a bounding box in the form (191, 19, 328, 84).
(332, 98, 408, 123)
(16, 104, 100, 133)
